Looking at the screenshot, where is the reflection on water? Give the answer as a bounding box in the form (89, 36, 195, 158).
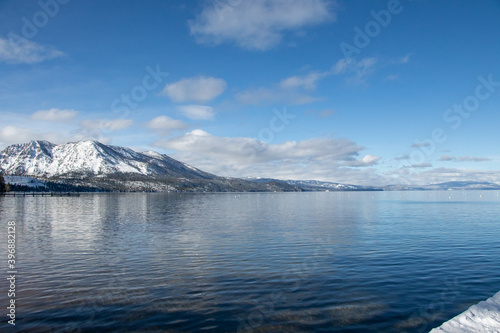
(1, 191, 499, 332)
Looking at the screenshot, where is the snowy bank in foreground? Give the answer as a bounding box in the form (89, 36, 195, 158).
(430, 291, 500, 332)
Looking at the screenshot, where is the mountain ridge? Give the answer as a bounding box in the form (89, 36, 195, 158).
(0, 140, 214, 179)
(1, 140, 500, 192)
(0, 140, 299, 192)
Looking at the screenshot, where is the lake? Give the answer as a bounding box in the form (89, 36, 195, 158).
(1, 191, 499, 332)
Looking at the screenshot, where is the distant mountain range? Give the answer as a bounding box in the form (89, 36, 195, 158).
(383, 181, 500, 191)
(247, 178, 500, 191)
(1, 140, 499, 192)
(246, 178, 381, 191)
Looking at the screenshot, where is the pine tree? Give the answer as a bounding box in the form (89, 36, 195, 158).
(0, 175, 5, 193)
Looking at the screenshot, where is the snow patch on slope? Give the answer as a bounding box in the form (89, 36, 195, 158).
(3, 175, 47, 188)
(0, 140, 212, 179)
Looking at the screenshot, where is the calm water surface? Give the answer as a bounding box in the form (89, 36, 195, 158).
(1, 191, 499, 332)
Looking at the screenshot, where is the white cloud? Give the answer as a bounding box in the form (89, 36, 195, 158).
(236, 87, 319, 105)
(339, 55, 412, 84)
(318, 109, 337, 118)
(31, 108, 78, 122)
(411, 142, 431, 148)
(407, 163, 433, 168)
(394, 154, 410, 161)
(162, 76, 227, 103)
(344, 58, 378, 84)
(147, 115, 188, 136)
(189, 0, 335, 50)
(71, 118, 133, 142)
(342, 154, 382, 167)
(0, 115, 134, 149)
(0, 125, 63, 147)
(236, 57, 380, 105)
(331, 58, 350, 75)
(279, 71, 328, 91)
(0, 126, 37, 144)
(456, 156, 491, 162)
(0, 34, 64, 64)
(177, 105, 215, 120)
(153, 130, 385, 184)
(397, 53, 412, 64)
(439, 155, 455, 161)
(80, 119, 133, 131)
(235, 87, 279, 105)
(385, 74, 399, 81)
(439, 155, 491, 162)
(330, 55, 409, 85)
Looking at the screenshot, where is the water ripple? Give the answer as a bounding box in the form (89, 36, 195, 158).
(1, 191, 499, 332)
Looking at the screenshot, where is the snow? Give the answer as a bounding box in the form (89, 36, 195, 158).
(142, 151, 164, 159)
(3, 175, 47, 188)
(430, 291, 500, 333)
(183, 162, 199, 171)
(285, 179, 360, 190)
(0, 140, 210, 180)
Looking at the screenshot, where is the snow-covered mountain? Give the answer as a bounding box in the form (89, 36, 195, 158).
(384, 181, 500, 191)
(284, 179, 380, 191)
(0, 140, 300, 192)
(0, 140, 214, 179)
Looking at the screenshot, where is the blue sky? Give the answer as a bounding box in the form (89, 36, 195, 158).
(1, 0, 499, 185)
